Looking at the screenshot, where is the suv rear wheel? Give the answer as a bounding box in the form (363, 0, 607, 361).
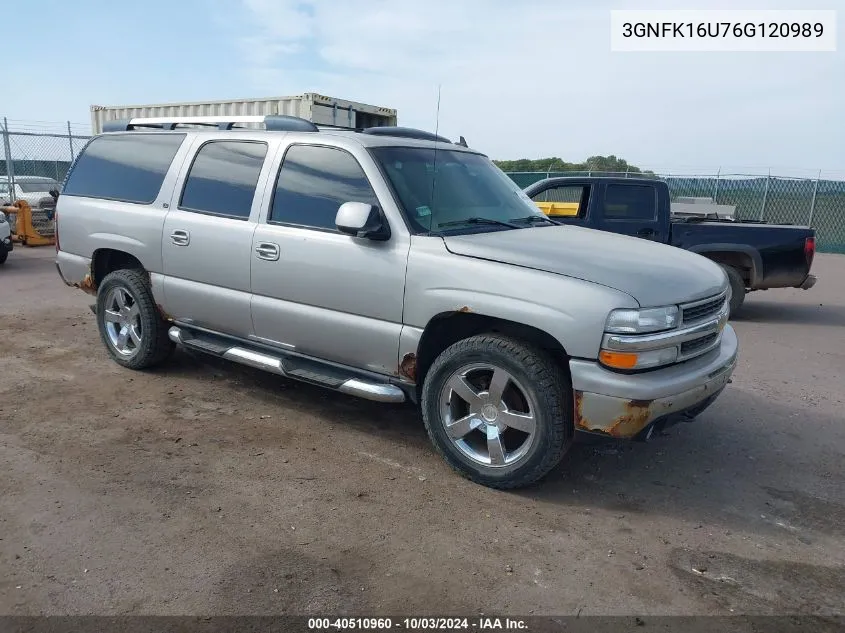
(421, 334, 573, 489)
(96, 269, 174, 369)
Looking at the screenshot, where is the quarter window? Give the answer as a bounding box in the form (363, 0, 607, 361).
(62, 133, 185, 204)
(270, 145, 379, 230)
(180, 141, 268, 219)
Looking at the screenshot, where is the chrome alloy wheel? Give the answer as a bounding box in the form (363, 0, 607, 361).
(102, 286, 142, 358)
(438, 363, 537, 467)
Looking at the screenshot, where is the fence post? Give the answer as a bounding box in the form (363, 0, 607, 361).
(758, 170, 770, 222)
(2, 117, 15, 203)
(808, 169, 821, 226)
(713, 167, 721, 203)
(625, 166, 630, 179)
(67, 121, 75, 161)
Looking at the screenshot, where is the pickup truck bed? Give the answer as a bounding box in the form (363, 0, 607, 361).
(524, 176, 817, 312)
(671, 219, 815, 290)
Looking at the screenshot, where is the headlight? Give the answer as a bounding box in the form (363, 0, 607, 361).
(605, 306, 679, 334)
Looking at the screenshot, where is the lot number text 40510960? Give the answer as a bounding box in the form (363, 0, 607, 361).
(308, 617, 529, 630)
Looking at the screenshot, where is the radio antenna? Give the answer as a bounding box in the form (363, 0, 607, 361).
(428, 84, 442, 235)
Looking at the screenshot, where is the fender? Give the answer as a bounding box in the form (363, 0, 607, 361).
(687, 243, 763, 288)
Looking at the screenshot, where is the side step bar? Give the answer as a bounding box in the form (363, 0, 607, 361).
(168, 326, 406, 404)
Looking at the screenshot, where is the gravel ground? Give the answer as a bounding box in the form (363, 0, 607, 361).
(1, 247, 843, 617)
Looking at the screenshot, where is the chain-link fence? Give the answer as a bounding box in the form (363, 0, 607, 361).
(1, 118, 91, 237)
(506, 171, 845, 253)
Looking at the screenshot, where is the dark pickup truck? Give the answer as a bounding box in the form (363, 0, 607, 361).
(523, 176, 817, 313)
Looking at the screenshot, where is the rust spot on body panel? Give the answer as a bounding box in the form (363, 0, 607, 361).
(574, 389, 655, 438)
(77, 273, 97, 295)
(399, 353, 417, 382)
(607, 400, 653, 437)
(156, 304, 171, 321)
(574, 390, 585, 426)
(457, 306, 473, 313)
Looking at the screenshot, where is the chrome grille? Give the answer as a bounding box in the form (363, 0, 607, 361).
(681, 293, 726, 325)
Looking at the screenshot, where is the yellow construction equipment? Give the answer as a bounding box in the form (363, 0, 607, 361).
(1, 199, 56, 247)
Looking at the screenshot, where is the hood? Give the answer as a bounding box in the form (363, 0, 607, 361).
(444, 225, 727, 307)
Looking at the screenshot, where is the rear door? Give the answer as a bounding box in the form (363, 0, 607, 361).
(592, 182, 667, 242)
(161, 136, 275, 338)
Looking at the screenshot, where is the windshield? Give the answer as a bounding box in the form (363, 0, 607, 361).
(19, 180, 58, 193)
(371, 146, 545, 233)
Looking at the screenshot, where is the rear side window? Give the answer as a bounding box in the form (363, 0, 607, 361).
(269, 145, 378, 230)
(62, 134, 185, 204)
(603, 184, 657, 220)
(179, 141, 268, 219)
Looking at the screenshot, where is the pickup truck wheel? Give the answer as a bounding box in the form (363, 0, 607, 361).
(722, 265, 746, 314)
(0, 245, 7, 265)
(421, 334, 572, 489)
(96, 269, 174, 370)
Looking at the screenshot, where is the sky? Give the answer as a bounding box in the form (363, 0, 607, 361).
(6, 0, 844, 177)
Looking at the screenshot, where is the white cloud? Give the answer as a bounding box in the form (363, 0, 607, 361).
(229, 0, 843, 173)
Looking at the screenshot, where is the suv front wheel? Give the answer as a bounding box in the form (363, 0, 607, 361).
(421, 334, 573, 489)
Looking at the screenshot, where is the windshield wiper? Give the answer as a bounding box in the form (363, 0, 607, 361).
(437, 217, 521, 229)
(512, 215, 561, 226)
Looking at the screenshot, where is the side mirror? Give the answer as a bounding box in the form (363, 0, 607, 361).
(335, 202, 390, 241)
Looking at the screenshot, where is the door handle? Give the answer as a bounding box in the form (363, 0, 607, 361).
(636, 227, 657, 239)
(170, 229, 190, 246)
(255, 242, 280, 261)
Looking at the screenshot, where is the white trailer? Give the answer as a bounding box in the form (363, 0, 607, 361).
(91, 93, 398, 135)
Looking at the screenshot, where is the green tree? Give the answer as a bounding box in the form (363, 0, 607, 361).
(493, 155, 653, 175)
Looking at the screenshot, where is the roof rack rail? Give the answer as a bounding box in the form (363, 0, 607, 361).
(101, 115, 319, 133)
(361, 126, 452, 144)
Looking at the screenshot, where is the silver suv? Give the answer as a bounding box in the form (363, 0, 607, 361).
(55, 115, 738, 489)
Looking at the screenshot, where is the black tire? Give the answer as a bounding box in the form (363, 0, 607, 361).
(0, 244, 7, 265)
(722, 265, 746, 314)
(96, 269, 174, 370)
(420, 334, 573, 489)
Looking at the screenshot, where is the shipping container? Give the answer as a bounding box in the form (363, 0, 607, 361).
(90, 93, 398, 134)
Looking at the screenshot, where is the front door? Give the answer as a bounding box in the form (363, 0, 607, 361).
(250, 143, 409, 376)
(161, 138, 270, 338)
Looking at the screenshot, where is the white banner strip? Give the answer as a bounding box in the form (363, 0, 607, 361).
(611, 10, 837, 52)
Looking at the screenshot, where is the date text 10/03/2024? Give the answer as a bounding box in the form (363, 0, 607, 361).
(307, 617, 529, 630)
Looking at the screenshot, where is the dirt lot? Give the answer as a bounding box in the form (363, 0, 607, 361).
(1, 247, 844, 617)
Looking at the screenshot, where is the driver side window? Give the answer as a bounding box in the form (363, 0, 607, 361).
(530, 184, 590, 218)
(269, 145, 379, 231)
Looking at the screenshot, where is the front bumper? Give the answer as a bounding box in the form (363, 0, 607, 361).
(570, 324, 738, 439)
